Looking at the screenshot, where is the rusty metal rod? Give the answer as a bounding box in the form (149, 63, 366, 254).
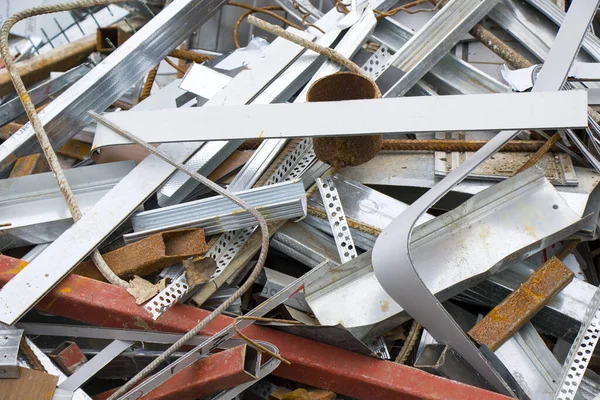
(381, 139, 559, 153)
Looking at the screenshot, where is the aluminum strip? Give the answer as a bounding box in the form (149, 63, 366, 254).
(381, 0, 502, 97)
(372, 0, 599, 394)
(0, 22, 336, 325)
(227, 139, 288, 193)
(525, 0, 600, 61)
(0, 329, 22, 378)
(0, 0, 228, 173)
(0, 161, 135, 249)
(125, 199, 304, 243)
(94, 91, 588, 143)
(58, 339, 134, 392)
(0, 64, 91, 128)
(130, 180, 306, 235)
(316, 177, 357, 263)
(121, 261, 333, 399)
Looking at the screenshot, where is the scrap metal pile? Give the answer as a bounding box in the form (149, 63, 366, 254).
(4, 0, 600, 398)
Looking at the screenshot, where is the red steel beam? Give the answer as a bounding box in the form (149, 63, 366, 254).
(93, 345, 257, 400)
(0, 255, 509, 400)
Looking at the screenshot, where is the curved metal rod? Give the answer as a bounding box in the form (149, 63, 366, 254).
(372, 0, 599, 394)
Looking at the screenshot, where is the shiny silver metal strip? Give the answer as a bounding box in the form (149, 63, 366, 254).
(0, 64, 91, 128)
(371, 0, 598, 394)
(0, 0, 228, 173)
(128, 180, 306, 239)
(525, 0, 600, 61)
(94, 91, 588, 143)
(58, 340, 134, 392)
(0, 161, 135, 249)
(381, 0, 502, 97)
(119, 261, 333, 400)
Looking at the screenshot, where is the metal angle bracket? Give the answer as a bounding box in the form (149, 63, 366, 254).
(372, 0, 600, 395)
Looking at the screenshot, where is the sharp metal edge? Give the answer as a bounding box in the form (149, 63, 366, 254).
(372, 0, 599, 394)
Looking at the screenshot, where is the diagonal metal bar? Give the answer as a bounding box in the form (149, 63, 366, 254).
(0, 0, 228, 173)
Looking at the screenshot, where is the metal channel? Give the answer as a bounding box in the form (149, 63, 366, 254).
(524, 0, 600, 61)
(371, 0, 599, 394)
(94, 91, 588, 143)
(316, 177, 357, 263)
(380, 0, 502, 98)
(0, 0, 228, 173)
(0, 63, 91, 128)
(0, 161, 135, 249)
(126, 180, 306, 242)
(121, 261, 333, 399)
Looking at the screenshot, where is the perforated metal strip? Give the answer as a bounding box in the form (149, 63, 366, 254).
(362, 45, 391, 80)
(554, 287, 600, 400)
(145, 139, 317, 320)
(316, 176, 357, 263)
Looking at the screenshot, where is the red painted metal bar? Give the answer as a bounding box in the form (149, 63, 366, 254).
(93, 345, 257, 400)
(0, 255, 510, 400)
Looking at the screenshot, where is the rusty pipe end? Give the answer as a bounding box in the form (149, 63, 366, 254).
(307, 72, 382, 168)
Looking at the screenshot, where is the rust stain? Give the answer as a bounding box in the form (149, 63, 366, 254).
(258, 130, 264, 138)
(60, 287, 72, 293)
(468, 256, 573, 350)
(380, 300, 389, 312)
(524, 224, 537, 239)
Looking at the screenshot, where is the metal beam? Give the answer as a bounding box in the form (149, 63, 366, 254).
(94, 91, 588, 144)
(94, 345, 259, 400)
(0, 0, 228, 173)
(0, 255, 509, 400)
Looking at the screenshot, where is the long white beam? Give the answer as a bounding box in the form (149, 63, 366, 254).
(94, 91, 588, 146)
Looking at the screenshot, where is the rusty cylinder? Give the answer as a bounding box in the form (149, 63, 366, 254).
(307, 72, 382, 168)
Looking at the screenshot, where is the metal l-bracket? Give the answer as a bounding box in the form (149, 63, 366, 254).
(372, 0, 600, 394)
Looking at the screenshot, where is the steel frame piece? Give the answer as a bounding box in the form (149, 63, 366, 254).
(0, 255, 509, 400)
